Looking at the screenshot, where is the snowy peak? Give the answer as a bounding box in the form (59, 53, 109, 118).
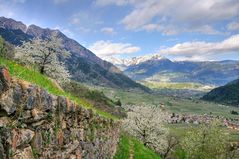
(103, 54, 169, 67)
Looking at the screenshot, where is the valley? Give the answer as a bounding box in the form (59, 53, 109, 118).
(0, 7, 238, 158)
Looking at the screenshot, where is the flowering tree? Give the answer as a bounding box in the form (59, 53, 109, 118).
(15, 36, 70, 83)
(123, 105, 169, 155)
(181, 121, 229, 159)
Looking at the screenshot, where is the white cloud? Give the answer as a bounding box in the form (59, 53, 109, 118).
(89, 40, 140, 56)
(101, 27, 117, 35)
(158, 34, 239, 60)
(94, 0, 131, 6)
(227, 22, 239, 31)
(0, 3, 14, 18)
(113, 0, 239, 34)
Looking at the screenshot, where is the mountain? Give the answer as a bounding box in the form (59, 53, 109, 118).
(202, 79, 239, 106)
(0, 17, 149, 91)
(105, 55, 239, 86)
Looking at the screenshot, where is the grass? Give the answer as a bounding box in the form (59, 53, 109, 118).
(132, 138, 161, 159)
(114, 134, 130, 159)
(140, 81, 214, 91)
(114, 133, 161, 159)
(168, 123, 239, 141)
(0, 58, 117, 120)
(100, 87, 239, 119)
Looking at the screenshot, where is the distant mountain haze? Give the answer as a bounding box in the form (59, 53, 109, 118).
(0, 17, 149, 92)
(105, 55, 239, 86)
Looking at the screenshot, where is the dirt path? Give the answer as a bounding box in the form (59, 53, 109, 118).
(129, 140, 134, 159)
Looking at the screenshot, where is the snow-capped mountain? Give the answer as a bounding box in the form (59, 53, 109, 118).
(103, 54, 167, 68)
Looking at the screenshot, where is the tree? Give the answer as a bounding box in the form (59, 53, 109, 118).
(15, 36, 70, 83)
(123, 105, 169, 155)
(0, 36, 14, 59)
(181, 120, 229, 159)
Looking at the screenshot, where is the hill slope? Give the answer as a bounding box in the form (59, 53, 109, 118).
(202, 79, 239, 106)
(0, 17, 148, 91)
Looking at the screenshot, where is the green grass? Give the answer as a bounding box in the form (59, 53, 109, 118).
(114, 133, 161, 159)
(140, 81, 214, 91)
(0, 58, 117, 120)
(168, 123, 239, 141)
(114, 134, 131, 159)
(132, 138, 161, 159)
(99, 87, 239, 119)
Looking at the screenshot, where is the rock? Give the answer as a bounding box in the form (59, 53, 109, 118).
(0, 117, 10, 127)
(58, 96, 67, 113)
(39, 89, 54, 111)
(0, 140, 7, 159)
(0, 89, 16, 115)
(25, 86, 37, 110)
(12, 146, 34, 159)
(32, 132, 43, 154)
(0, 67, 11, 95)
(31, 109, 44, 120)
(11, 129, 35, 148)
(57, 129, 64, 146)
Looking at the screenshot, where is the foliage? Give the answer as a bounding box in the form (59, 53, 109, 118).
(230, 110, 239, 115)
(15, 35, 70, 83)
(123, 105, 169, 155)
(0, 36, 15, 59)
(62, 81, 126, 118)
(203, 79, 239, 106)
(181, 121, 229, 159)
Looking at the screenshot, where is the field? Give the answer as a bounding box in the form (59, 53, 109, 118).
(96, 87, 239, 141)
(140, 81, 214, 92)
(99, 87, 239, 119)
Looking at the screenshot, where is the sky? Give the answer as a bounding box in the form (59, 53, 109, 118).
(0, 0, 239, 61)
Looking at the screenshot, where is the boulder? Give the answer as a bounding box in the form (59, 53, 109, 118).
(12, 146, 34, 159)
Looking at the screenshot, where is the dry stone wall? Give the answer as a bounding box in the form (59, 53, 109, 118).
(0, 67, 120, 159)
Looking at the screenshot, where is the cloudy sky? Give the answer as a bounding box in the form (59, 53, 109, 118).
(0, 0, 239, 61)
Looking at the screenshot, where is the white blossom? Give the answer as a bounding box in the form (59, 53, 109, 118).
(123, 105, 169, 154)
(15, 36, 71, 83)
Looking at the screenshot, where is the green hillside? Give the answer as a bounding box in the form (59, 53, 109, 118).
(0, 58, 118, 119)
(203, 79, 239, 106)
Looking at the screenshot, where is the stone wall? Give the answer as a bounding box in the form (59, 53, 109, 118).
(0, 67, 120, 159)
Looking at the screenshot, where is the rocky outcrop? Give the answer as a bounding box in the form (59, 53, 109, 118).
(0, 67, 120, 159)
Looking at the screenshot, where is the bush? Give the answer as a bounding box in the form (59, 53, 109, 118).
(0, 36, 15, 59)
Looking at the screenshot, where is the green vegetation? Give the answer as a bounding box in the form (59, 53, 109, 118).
(100, 87, 239, 119)
(114, 134, 130, 159)
(114, 133, 161, 159)
(203, 79, 239, 106)
(62, 81, 125, 118)
(140, 81, 214, 91)
(0, 58, 117, 120)
(0, 36, 15, 59)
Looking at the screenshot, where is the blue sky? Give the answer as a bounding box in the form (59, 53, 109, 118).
(0, 0, 239, 61)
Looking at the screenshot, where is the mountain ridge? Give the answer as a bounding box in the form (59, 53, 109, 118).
(0, 16, 149, 91)
(203, 79, 239, 106)
(104, 55, 239, 86)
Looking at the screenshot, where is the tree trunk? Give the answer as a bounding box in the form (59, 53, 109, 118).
(40, 66, 45, 74)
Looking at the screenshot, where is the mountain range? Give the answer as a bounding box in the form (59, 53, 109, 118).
(0, 17, 148, 91)
(105, 55, 239, 86)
